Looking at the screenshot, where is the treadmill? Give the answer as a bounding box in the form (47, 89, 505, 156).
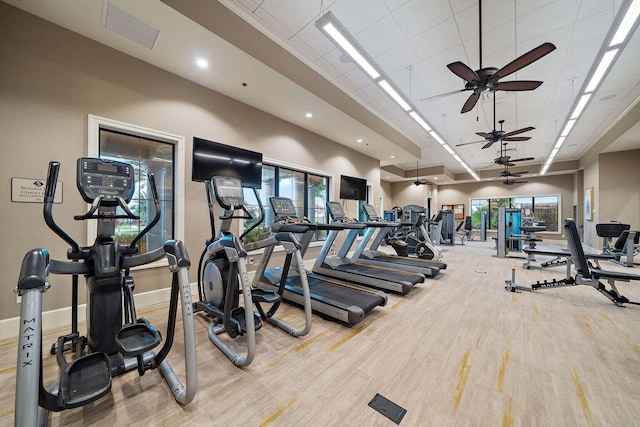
(312, 202, 424, 295)
(357, 204, 447, 274)
(256, 197, 387, 325)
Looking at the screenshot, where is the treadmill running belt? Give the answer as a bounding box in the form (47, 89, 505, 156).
(335, 263, 423, 285)
(284, 275, 384, 313)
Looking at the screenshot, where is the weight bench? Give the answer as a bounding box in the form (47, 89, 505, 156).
(522, 245, 614, 278)
(506, 219, 640, 307)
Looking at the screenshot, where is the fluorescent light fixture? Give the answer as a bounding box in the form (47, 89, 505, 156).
(554, 136, 566, 150)
(378, 80, 411, 111)
(610, 0, 640, 46)
(585, 49, 618, 92)
(570, 93, 592, 120)
(233, 158, 250, 164)
(561, 119, 576, 137)
(550, 148, 559, 158)
(409, 111, 431, 132)
(453, 154, 461, 162)
(196, 58, 208, 68)
(429, 131, 446, 145)
(317, 17, 380, 79)
(443, 144, 455, 154)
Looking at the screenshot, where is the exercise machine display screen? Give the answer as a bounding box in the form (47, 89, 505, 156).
(270, 197, 297, 216)
(362, 204, 378, 220)
(76, 157, 134, 203)
(212, 176, 244, 208)
(327, 201, 345, 220)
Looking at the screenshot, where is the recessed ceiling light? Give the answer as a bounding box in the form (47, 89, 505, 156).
(357, 138, 363, 143)
(434, 177, 438, 180)
(390, 155, 395, 159)
(196, 58, 208, 68)
(305, 113, 313, 118)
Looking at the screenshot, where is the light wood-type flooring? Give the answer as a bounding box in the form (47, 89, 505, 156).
(2, 240, 640, 426)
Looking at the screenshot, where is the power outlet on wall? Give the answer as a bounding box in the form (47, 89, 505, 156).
(16, 294, 21, 304)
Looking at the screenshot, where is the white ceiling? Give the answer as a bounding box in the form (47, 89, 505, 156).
(5, 0, 640, 184)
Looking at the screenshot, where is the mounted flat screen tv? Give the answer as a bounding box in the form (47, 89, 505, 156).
(191, 137, 263, 188)
(339, 175, 367, 201)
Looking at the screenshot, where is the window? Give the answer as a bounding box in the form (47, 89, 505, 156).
(88, 116, 184, 263)
(470, 195, 560, 232)
(243, 162, 330, 243)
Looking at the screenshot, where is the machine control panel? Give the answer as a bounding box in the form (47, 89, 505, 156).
(76, 157, 135, 204)
(327, 201, 346, 220)
(212, 176, 244, 209)
(270, 197, 297, 216)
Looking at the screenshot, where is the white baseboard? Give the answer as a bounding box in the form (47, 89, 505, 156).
(0, 282, 198, 342)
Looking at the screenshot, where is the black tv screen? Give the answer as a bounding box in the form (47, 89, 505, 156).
(191, 137, 263, 188)
(339, 175, 367, 201)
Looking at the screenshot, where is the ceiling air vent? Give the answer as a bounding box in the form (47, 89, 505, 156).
(104, 3, 160, 50)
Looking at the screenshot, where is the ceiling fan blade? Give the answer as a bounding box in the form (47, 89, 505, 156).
(509, 157, 535, 163)
(481, 141, 496, 149)
(456, 139, 486, 147)
(502, 136, 531, 142)
(461, 92, 480, 113)
(494, 42, 556, 80)
(419, 88, 470, 102)
(447, 61, 480, 82)
(494, 80, 543, 91)
(475, 132, 493, 138)
(503, 126, 535, 137)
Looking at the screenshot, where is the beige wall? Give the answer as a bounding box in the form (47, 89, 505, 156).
(0, 4, 379, 320)
(599, 149, 640, 227)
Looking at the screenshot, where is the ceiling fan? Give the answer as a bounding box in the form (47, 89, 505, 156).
(503, 177, 528, 185)
(456, 94, 535, 149)
(493, 135, 534, 166)
(413, 161, 430, 186)
(422, 0, 556, 113)
(499, 163, 528, 185)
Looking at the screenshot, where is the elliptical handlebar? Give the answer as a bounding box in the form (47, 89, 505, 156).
(130, 173, 161, 249)
(43, 161, 80, 253)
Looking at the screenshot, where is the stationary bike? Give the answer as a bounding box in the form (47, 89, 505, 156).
(195, 176, 283, 367)
(14, 158, 196, 426)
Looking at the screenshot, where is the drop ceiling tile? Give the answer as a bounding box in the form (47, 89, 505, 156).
(576, 0, 615, 21)
(356, 15, 406, 58)
(383, 0, 410, 12)
(328, 0, 390, 35)
(392, 0, 452, 39)
(375, 43, 421, 76)
(516, 1, 580, 44)
(254, 7, 293, 39)
(410, 17, 461, 61)
(258, 0, 321, 35)
(450, 0, 476, 15)
(344, 66, 375, 89)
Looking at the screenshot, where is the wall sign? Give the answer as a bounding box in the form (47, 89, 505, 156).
(11, 177, 63, 203)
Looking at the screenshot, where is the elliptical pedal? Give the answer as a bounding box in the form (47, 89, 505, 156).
(59, 352, 111, 409)
(115, 323, 162, 358)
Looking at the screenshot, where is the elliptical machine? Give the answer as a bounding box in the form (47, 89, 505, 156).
(196, 176, 308, 367)
(14, 158, 197, 426)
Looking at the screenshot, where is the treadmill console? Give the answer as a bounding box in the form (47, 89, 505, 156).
(362, 204, 379, 221)
(76, 157, 134, 204)
(270, 197, 297, 217)
(212, 176, 244, 209)
(327, 201, 346, 221)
